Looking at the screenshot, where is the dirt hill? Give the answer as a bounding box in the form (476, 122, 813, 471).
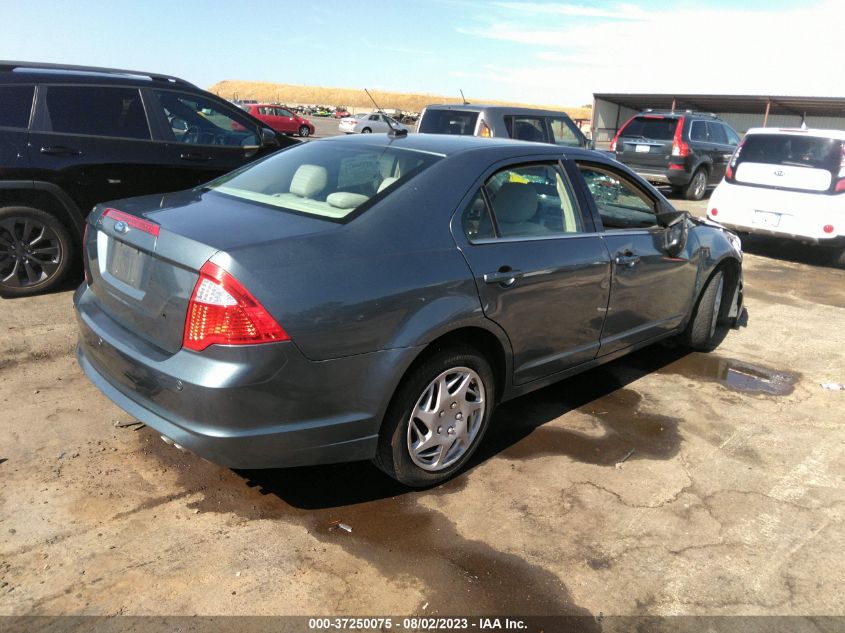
(208, 80, 591, 118)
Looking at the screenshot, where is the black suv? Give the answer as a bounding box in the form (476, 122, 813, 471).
(611, 110, 740, 200)
(0, 61, 297, 297)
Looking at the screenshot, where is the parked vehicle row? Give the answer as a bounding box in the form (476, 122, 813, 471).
(0, 61, 297, 297)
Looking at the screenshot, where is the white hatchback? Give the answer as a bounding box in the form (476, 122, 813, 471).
(707, 127, 845, 263)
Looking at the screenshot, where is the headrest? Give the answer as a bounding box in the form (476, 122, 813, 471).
(326, 192, 369, 209)
(493, 183, 537, 224)
(377, 177, 399, 193)
(290, 164, 327, 198)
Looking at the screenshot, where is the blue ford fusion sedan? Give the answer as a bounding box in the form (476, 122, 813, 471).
(75, 132, 743, 486)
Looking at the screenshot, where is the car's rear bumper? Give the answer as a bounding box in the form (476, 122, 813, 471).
(716, 222, 845, 246)
(74, 284, 421, 468)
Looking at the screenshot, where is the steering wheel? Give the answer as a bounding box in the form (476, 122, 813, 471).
(182, 125, 200, 144)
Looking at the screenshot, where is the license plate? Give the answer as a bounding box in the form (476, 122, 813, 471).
(635, 144, 650, 153)
(753, 210, 782, 228)
(108, 239, 146, 288)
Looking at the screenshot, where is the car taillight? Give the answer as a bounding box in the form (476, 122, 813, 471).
(823, 224, 835, 234)
(710, 208, 718, 216)
(725, 137, 746, 183)
(835, 142, 845, 192)
(478, 119, 492, 138)
(183, 261, 289, 352)
(671, 116, 688, 157)
(609, 115, 635, 153)
(82, 223, 92, 286)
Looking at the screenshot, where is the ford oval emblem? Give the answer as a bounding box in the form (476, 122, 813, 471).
(114, 220, 129, 234)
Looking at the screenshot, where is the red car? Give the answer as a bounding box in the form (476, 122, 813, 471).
(244, 104, 315, 137)
(333, 108, 351, 119)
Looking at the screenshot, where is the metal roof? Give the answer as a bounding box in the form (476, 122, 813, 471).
(594, 93, 845, 118)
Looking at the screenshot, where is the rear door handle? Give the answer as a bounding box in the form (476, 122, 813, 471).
(179, 152, 213, 162)
(483, 268, 523, 287)
(614, 252, 641, 268)
(40, 146, 81, 156)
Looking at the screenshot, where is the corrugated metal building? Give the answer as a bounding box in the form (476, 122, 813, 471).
(591, 94, 845, 145)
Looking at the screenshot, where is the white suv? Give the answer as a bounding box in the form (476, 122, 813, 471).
(707, 127, 845, 263)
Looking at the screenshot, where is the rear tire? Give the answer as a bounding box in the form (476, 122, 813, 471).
(373, 346, 495, 487)
(361, 127, 372, 134)
(683, 270, 725, 351)
(685, 168, 708, 200)
(0, 206, 73, 298)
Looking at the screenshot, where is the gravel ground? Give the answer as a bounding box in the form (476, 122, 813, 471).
(0, 190, 843, 620)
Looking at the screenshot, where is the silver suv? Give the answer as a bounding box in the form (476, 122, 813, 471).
(417, 104, 591, 148)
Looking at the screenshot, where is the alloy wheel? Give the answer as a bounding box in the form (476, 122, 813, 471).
(0, 217, 63, 289)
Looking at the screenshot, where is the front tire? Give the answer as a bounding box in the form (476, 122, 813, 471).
(361, 127, 372, 134)
(685, 168, 708, 200)
(0, 206, 73, 298)
(684, 270, 725, 351)
(298, 125, 311, 137)
(374, 346, 495, 487)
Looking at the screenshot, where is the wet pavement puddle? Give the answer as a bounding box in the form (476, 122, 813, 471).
(659, 354, 799, 396)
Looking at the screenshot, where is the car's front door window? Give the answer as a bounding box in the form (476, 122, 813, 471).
(153, 90, 259, 147)
(577, 164, 657, 229)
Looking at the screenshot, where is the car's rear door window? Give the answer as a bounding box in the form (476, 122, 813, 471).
(620, 116, 678, 140)
(0, 85, 35, 129)
(43, 86, 150, 139)
(576, 163, 658, 229)
(505, 116, 548, 143)
(461, 162, 584, 240)
(418, 109, 478, 135)
(707, 121, 728, 145)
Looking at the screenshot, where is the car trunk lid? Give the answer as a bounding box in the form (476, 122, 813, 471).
(87, 190, 333, 355)
(733, 133, 842, 193)
(615, 115, 679, 169)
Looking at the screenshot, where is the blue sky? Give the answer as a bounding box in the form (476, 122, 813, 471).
(0, 0, 838, 105)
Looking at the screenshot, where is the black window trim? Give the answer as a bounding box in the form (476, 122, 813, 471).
(31, 82, 154, 142)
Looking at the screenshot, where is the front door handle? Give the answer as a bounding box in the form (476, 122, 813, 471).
(614, 252, 641, 268)
(40, 146, 81, 156)
(179, 152, 213, 162)
(483, 268, 523, 287)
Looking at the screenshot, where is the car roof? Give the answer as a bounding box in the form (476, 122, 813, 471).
(744, 127, 845, 140)
(424, 103, 574, 117)
(311, 130, 603, 160)
(0, 60, 196, 89)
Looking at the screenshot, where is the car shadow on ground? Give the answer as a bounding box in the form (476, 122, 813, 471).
(738, 234, 843, 269)
(236, 343, 693, 511)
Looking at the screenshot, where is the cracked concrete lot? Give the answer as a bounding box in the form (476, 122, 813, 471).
(1, 202, 843, 618)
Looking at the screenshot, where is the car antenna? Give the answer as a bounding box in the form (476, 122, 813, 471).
(460, 89, 468, 105)
(364, 88, 407, 138)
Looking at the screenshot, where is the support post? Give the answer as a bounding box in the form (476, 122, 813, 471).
(763, 99, 771, 127)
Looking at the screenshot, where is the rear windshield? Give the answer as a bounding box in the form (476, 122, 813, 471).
(620, 116, 678, 141)
(207, 141, 442, 220)
(418, 109, 479, 135)
(738, 134, 842, 171)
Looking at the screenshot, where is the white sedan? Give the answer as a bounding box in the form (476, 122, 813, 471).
(339, 112, 410, 134)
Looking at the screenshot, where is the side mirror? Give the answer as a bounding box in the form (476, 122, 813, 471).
(170, 117, 188, 133)
(658, 209, 688, 256)
(587, 139, 596, 150)
(261, 127, 279, 147)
